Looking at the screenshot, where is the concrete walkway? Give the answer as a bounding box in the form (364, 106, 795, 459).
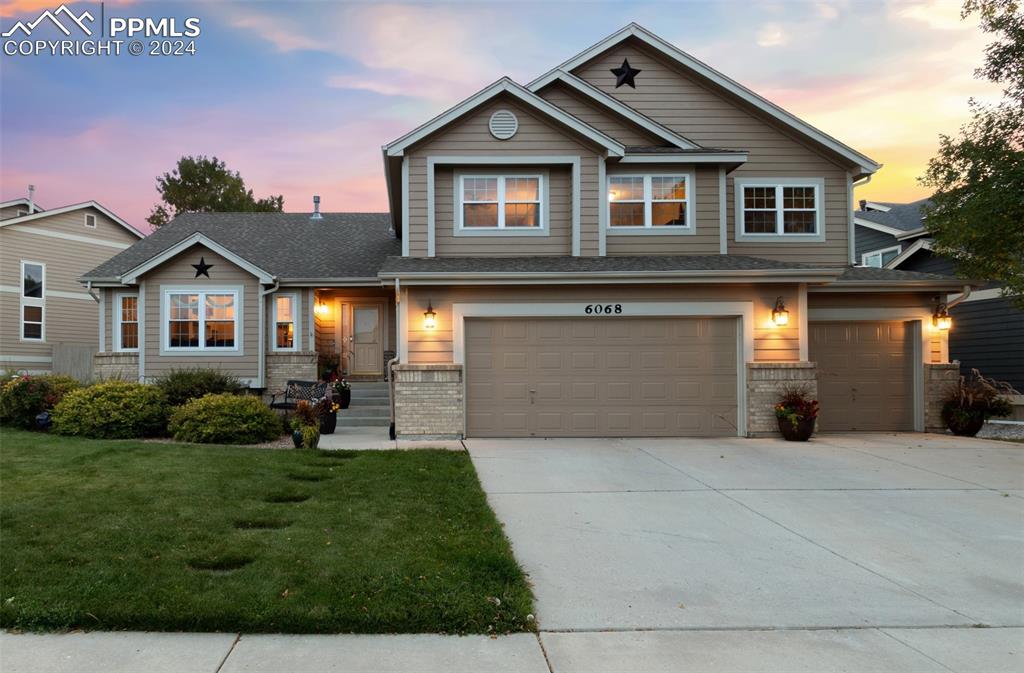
(3, 433, 1021, 672)
(316, 426, 463, 451)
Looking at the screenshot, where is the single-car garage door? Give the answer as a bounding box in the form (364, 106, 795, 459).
(810, 321, 915, 432)
(465, 317, 738, 437)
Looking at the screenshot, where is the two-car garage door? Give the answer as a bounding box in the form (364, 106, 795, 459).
(465, 317, 738, 437)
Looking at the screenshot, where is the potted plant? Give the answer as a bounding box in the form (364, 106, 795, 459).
(318, 352, 340, 381)
(941, 370, 1016, 437)
(320, 399, 340, 435)
(332, 378, 351, 409)
(774, 385, 819, 441)
(291, 400, 321, 449)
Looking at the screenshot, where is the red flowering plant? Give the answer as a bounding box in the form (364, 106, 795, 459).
(774, 385, 819, 429)
(0, 373, 80, 430)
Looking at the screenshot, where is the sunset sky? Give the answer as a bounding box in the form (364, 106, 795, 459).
(0, 0, 1002, 231)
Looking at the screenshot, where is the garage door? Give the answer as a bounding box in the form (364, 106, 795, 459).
(810, 321, 915, 432)
(465, 317, 738, 437)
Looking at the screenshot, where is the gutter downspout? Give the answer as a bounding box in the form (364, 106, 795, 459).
(850, 173, 872, 266)
(258, 280, 280, 390)
(387, 278, 400, 440)
(946, 284, 972, 310)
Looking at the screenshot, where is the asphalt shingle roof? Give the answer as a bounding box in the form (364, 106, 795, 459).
(836, 266, 961, 283)
(84, 212, 399, 280)
(379, 255, 827, 274)
(856, 199, 931, 232)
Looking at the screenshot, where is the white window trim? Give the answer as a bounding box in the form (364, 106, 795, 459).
(861, 245, 902, 268)
(20, 260, 45, 342)
(606, 171, 696, 235)
(734, 177, 826, 242)
(159, 285, 244, 356)
(84, 213, 97, 228)
(271, 292, 300, 352)
(453, 170, 549, 237)
(17, 209, 28, 217)
(113, 292, 140, 352)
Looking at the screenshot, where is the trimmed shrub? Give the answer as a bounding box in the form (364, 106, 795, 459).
(155, 368, 242, 408)
(52, 382, 168, 439)
(168, 393, 281, 445)
(0, 374, 81, 430)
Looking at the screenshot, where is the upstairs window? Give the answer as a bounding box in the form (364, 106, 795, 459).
(736, 179, 824, 241)
(862, 246, 901, 268)
(116, 294, 139, 351)
(608, 174, 691, 230)
(164, 290, 238, 351)
(20, 261, 44, 341)
(84, 213, 97, 228)
(458, 175, 543, 231)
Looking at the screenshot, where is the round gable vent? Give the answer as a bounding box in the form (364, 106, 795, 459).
(489, 109, 519, 140)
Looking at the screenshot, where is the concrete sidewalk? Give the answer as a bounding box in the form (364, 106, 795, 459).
(4, 627, 1022, 672)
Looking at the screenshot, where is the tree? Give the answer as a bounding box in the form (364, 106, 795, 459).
(920, 0, 1024, 309)
(146, 155, 284, 227)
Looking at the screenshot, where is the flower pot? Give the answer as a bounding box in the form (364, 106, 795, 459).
(291, 430, 303, 448)
(777, 416, 815, 441)
(336, 387, 351, 410)
(320, 411, 337, 435)
(943, 408, 985, 437)
(301, 426, 321, 449)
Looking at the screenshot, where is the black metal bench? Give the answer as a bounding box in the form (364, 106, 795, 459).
(270, 379, 328, 413)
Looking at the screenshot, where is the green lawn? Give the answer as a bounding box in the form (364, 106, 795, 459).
(0, 430, 534, 634)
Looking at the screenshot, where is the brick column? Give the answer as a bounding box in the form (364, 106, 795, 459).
(265, 352, 317, 394)
(746, 362, 818, 437)
(93, 353, 139, 381)
(924, 362, 960, 433)
(393, 363, 463, 439)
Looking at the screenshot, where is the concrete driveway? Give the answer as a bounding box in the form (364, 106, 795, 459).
(467, 433, 1024, 672)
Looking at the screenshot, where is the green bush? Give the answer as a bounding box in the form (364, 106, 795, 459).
(168, 393, 281, 444)
(0, 374, 81, 429)
(155, 368, 242, 408)
(52, 382, 168, 439)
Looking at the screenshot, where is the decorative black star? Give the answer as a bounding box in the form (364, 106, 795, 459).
(192, 256, 213, 278)
(610, 58, 642, 88)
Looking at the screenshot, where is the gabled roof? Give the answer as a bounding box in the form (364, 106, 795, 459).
(885, 238, 934, 269)
(529, 70, 700, 150)
(0, 198, 44, 214)
(83, 212, 399, 283)
(384, 77, 626, 158)
(0, 200, 143, 237)
(855, 198, 931, 233)
(528, 23, 880, 175)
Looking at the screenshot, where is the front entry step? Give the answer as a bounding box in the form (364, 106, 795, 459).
(337, 382, 390, 426)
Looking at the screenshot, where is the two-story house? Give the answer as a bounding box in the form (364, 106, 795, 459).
(82, 24, 971, 438)
(1, 196, 143, 379)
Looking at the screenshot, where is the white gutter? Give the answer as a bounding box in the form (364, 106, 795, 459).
(258, 281, 280, 389)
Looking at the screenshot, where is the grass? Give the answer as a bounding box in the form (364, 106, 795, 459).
(0, 429, 534, 634)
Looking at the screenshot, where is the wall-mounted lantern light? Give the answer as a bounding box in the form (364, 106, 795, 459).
(314, 300, 329, 316)
(423, 301, 437, 330)
(771, 296, 790, 327)
(932, 302, 952, 330)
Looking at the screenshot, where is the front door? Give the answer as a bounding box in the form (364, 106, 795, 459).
(351, 305, 382, 376)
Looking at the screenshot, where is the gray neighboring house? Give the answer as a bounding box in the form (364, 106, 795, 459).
(855, 199, 1024, 391)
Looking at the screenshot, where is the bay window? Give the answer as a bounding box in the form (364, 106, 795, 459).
(456, 174, 544, 233)
(607, 174, 692, 231)
(20, 261, 44, 341)
(115, 294, 139, 351)
(735, 178, 825, 241)
(163, 288, 239, 352)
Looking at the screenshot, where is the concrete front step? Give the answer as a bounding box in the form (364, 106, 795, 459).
(336, 415, 390, 427)
(341, 406, 389, 418)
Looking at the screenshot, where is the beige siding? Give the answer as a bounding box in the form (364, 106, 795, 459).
(141, 244, 260, 382)
(405, 94, 604, 257)
(1, 205, 32, 221)
(808, 291, 946, 363)
(0, 208, 139, 372)
(404, 284, 803, 365)
(605, 164, 721, 256)
(537, 81, 662, 146)
(434, 165, 572, 256)
(573, 40, 852, 266)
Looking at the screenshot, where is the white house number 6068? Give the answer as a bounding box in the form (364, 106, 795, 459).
(584, 304, 623, 315)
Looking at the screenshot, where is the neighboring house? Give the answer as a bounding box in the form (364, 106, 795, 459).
(84, 23, 972, 438)
(1, 199, 144, 377)
(856, 199, 1024, 391)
